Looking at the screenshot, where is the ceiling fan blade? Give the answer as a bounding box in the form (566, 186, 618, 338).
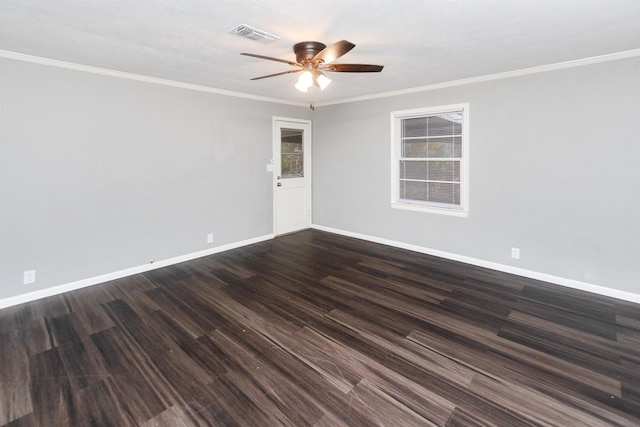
(241, 53, 300, 67)
(313, 40, 355, 64)
(325, 64, 384, 72)
(250, 69, 303, 80)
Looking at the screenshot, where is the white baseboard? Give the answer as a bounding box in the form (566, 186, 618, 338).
(312, 224, 640, 304)
(4, 227, 637, 309)
(0, 234, 274, 309)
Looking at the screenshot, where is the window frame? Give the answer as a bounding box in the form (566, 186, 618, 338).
(390, 103, 469, 217)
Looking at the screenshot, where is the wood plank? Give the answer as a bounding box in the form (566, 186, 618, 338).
(0, 330, 32, 425)
(1, 229, 638, 426)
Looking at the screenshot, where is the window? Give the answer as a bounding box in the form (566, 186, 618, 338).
(281, 128, 304, 177)
(391, 104, 469, 216)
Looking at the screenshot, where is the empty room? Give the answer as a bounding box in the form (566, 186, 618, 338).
(1, 1, 639, 425)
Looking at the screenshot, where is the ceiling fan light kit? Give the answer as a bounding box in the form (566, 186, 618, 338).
(295, 70, 331, 93)
(241, 40, 383, 92)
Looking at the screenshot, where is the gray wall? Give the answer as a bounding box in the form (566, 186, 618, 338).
(2, 54, 638, 302)
(0, 58, 309, 299)
(313, 56, 640, 294)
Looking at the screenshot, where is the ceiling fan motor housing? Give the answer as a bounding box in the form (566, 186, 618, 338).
(294, 41, 327, 63)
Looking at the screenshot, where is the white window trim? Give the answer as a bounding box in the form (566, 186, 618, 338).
(390, 103, 470, 217)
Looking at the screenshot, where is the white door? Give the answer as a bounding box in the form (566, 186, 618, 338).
(273, 117, 311, 235)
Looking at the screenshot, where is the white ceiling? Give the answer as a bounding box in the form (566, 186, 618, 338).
(2, 0, 640, 104)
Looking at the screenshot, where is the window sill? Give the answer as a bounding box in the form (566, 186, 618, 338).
(390, 202, 468, 217)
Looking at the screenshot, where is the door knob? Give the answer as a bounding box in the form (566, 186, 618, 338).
(277, 183, 282, 187)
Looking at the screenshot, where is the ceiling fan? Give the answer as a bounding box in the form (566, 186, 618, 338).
(241, 40, 384, 92)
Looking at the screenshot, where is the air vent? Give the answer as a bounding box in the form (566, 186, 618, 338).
(229, 24, 280, 43)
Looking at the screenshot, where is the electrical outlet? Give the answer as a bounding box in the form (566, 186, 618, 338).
(23, 270, 36, 285)
(511, 248, 520, 259)
(207, 233, 214, 244)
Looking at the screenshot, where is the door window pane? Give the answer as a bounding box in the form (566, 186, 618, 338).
(281, 128, 303, 177)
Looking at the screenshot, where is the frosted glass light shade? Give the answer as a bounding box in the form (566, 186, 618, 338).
(295, 71, 313, 92)
(316, 73, 331, 90)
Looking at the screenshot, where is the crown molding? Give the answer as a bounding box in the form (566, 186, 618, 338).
(314, 48, 640, 107)
(3, 48, 640, 109)
(0, 50, 308, 107)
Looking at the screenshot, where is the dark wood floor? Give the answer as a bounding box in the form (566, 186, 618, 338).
(1, 230, 639, 426)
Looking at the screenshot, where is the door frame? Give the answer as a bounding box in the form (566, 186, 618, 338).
(272, 116, 312, 236)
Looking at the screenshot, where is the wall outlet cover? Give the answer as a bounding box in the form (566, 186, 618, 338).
(23, 270, 36, 285)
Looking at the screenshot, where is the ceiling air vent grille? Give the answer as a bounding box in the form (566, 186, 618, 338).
(230, 24, 280, 43)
